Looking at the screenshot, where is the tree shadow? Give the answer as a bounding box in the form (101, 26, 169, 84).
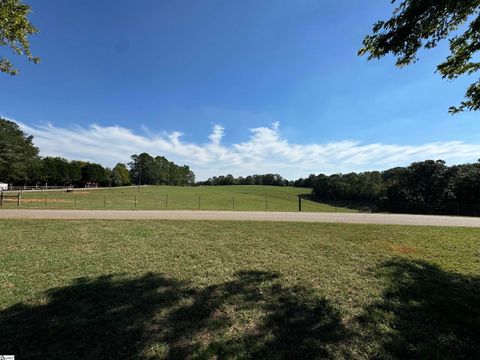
(300, 194, 376, 212)
(0, 271, 348, 359)
(167, 271, 349, 359)
(357, 259, 480, 359)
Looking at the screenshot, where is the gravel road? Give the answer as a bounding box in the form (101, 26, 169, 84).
(1, 209, 480, 227)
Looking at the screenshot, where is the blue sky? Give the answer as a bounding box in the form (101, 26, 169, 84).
(1, 0, 480, 179)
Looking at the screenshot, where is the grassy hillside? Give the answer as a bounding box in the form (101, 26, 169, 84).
(2, 185, 355, 212)
(0, 220, 478, 359)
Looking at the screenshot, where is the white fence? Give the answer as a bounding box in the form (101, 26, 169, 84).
(2, 184, 145, 193)
(7, 185, 75, 192)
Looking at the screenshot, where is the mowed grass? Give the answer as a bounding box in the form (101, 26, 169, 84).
(1, 185, 355, 212)
(1, 220, 479, 359)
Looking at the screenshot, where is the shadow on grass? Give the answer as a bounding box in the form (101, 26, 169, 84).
(358, 259, 480, 359)
(0, 271, 348, 359)
(1, 261, 478, 359)
(300, 194, 375, 212)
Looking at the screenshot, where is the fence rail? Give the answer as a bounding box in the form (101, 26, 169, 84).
(0, 192, 21, 206)
(0, 192, 303, 212)
(317, 199, 480, 217)
(3, 191, 478, 216)
(376, 201, 480, 217)
(2, 185, 145, 193)
(7, 185, 75, 191)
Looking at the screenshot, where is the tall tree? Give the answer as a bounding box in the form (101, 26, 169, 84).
(68, 161, 84, 185)
(360, 0, 480, 113)
(0, 118, 39, 183)
(40, 157, 72, 185)
(453, 162, 480, 203)
(111, 163, 131, 186)
(81, 163, 110, 187)
(154, 156, 171, 185)
(0, 0, 39, 75)
(129, 153, 195, 186)
(129, 153, 156, 185)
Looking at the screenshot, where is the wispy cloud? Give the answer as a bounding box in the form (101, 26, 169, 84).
(208, 124, 224, 145)
(12, 119, 480, 180)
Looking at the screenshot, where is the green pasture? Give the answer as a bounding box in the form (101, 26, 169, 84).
(0, 220, 478, 359)
(1, 185, 355, 212)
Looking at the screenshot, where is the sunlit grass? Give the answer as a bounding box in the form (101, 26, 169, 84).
(2, 185, 355, 212)
(0, 220, 478, 358)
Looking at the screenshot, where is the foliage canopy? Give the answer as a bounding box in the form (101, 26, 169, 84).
(360, 0, 480, 113)
(0, 118, 39, 183)
(0, 0, 39, 75)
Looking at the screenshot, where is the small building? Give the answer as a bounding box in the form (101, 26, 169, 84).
(0, 183, 8, 191)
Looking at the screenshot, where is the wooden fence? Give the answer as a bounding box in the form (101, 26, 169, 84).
(0, 193, 21, 206)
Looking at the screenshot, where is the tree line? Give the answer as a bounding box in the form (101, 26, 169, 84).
(129, 153, 195, 186)
(4, 117, 480, 209)
(197, 173, 289, 186)
(0, 118, 195, 187)
(296, 160, 480, 208)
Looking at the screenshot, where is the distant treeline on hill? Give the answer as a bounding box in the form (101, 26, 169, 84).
(0, 118, 195, 187)
(4, 117, 480, 208)
(197, 173, 289, 186)
(295, 160, 480, 207)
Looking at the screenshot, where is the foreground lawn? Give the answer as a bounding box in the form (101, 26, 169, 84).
(2, 185, 354, 212)
(0, 220, 479, 359)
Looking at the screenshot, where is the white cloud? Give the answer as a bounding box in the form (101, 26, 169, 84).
(208, 124, 224, 145)
(11, 119, 480, 180)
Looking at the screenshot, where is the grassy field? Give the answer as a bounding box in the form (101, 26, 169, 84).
(1, 220, 478, 359)
(1, 185, 355, 212)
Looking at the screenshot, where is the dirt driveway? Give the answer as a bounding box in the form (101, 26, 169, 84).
(1, 209, 480, 227)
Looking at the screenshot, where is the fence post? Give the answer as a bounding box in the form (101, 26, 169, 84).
(298, 195, 302, 212)
(0, 193, 3, 206)
(198, 195, 201, 209)
(44, 194, 47, 206)
(134, 195, 137, 208)
(17, 193, 21, 207)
